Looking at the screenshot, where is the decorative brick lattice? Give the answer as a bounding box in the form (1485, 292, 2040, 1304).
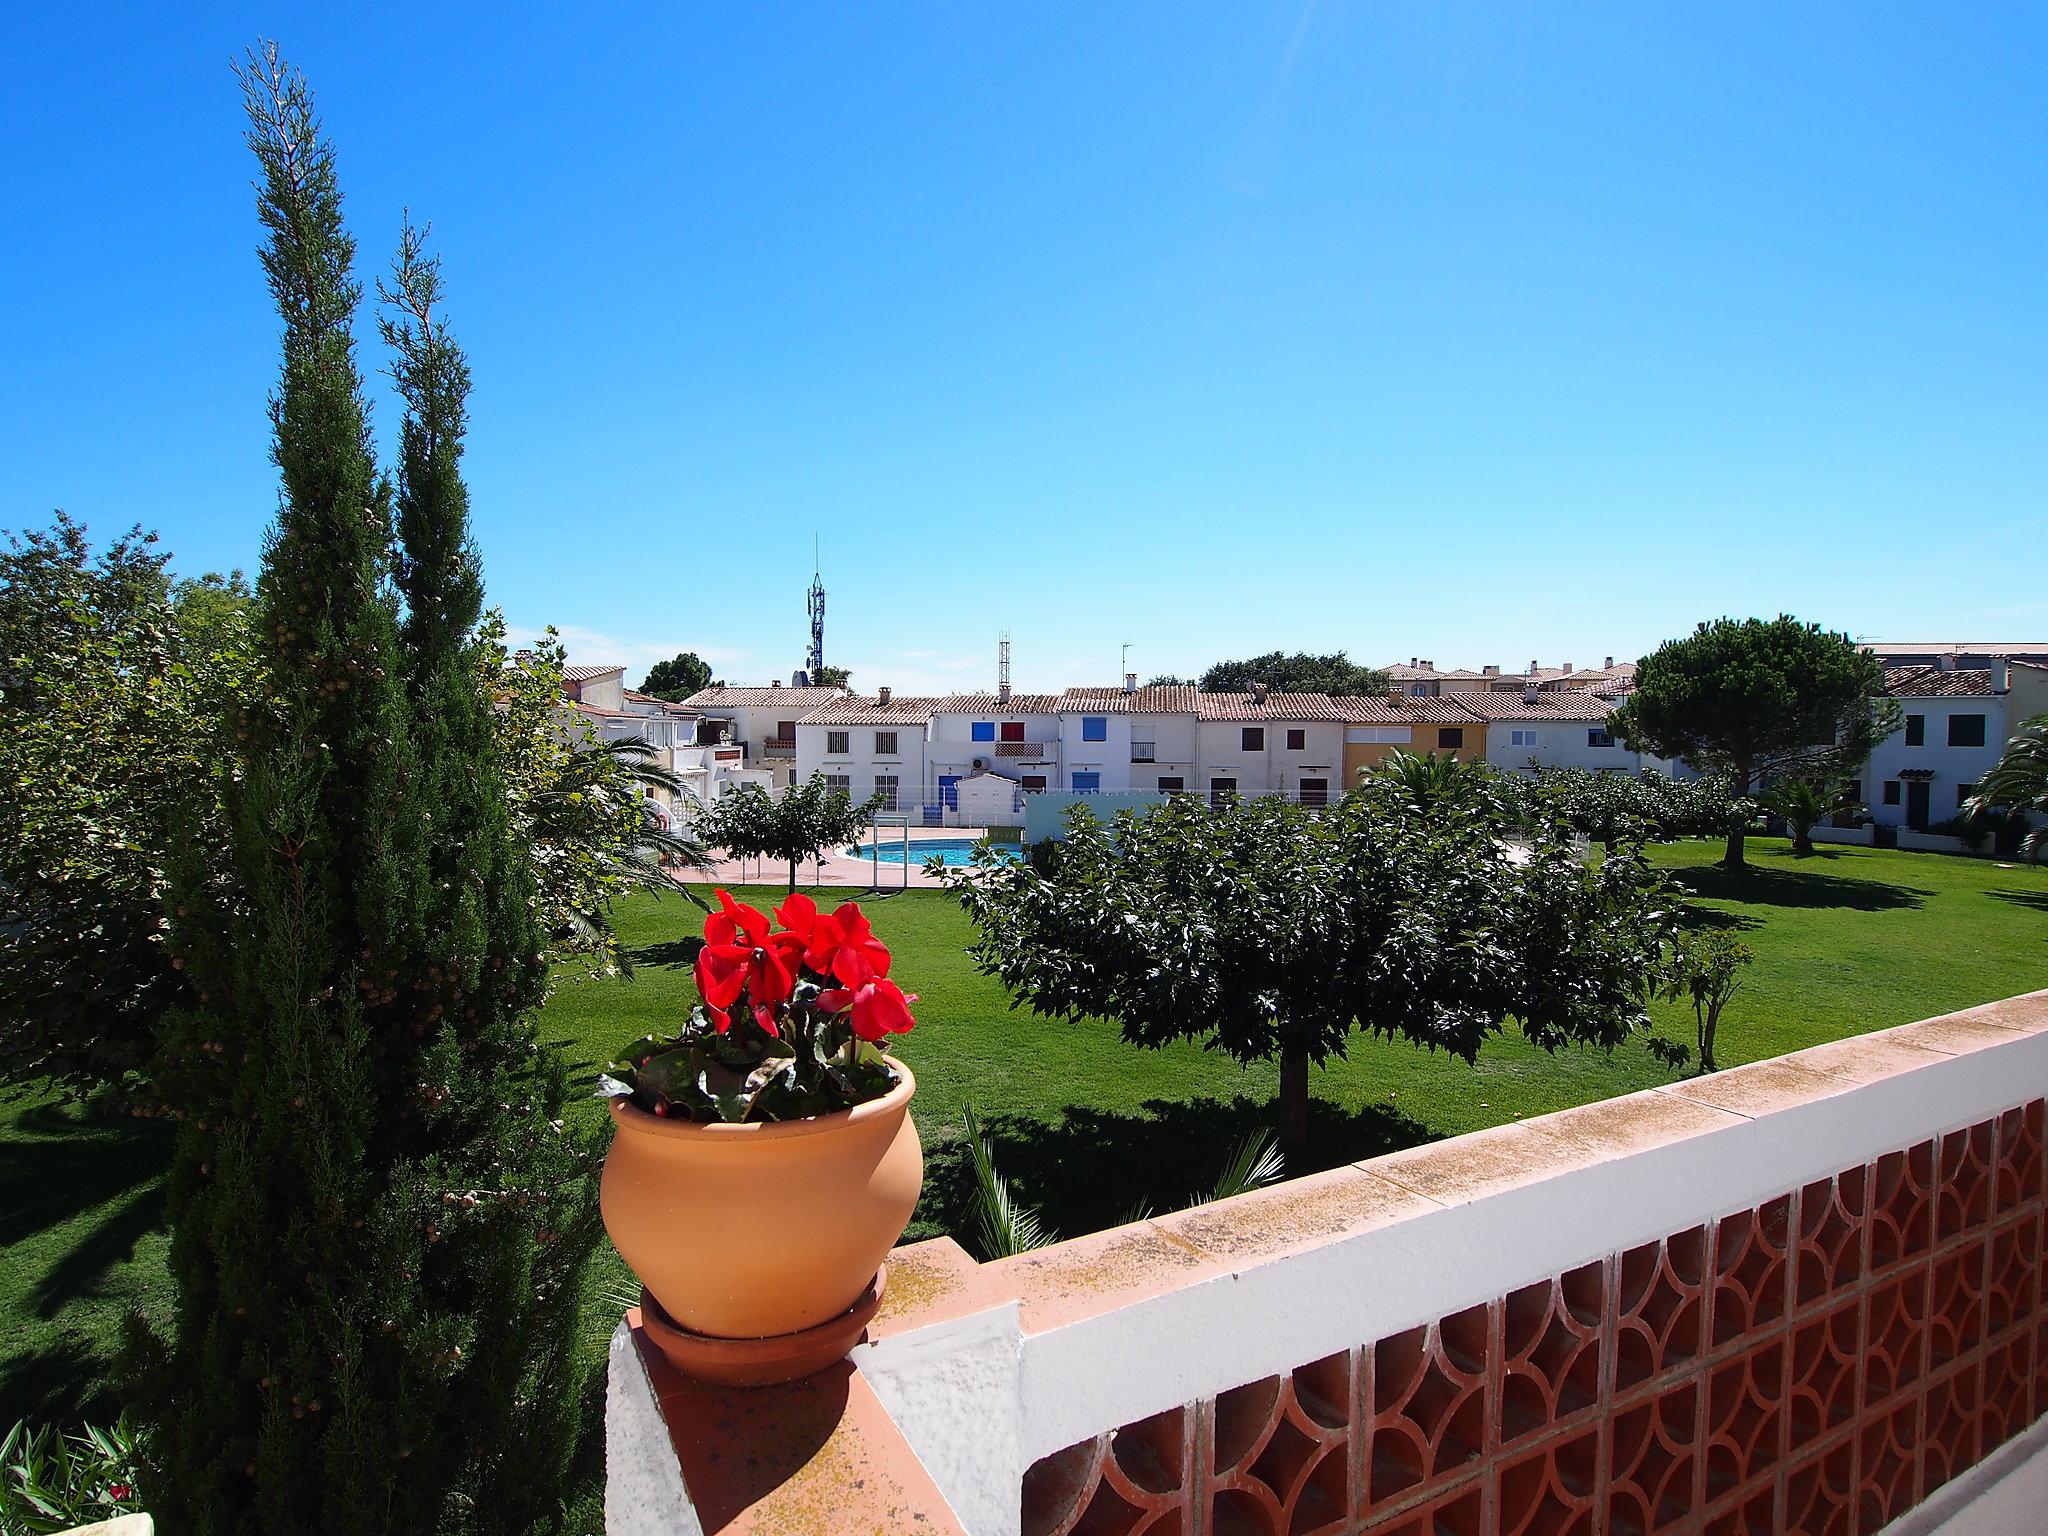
(1020, 1095, 2048, 1536)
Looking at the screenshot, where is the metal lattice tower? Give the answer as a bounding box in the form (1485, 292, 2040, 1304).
(805, 538, 826, 681)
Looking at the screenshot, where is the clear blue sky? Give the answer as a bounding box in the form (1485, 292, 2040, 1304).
(5, 5, 2044, 693)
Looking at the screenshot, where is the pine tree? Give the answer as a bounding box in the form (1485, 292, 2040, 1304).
(151, 46, 597, 1534)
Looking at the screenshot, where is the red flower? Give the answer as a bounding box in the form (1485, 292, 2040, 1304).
(108, 1485, 132, 1502)
(694, 888, 799, 1030)
(818, 976, 918, 1042)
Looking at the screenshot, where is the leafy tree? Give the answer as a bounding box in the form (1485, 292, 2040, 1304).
(149, 49, 597, 1534)
(1759, 776, 1864, 856)
(1197, 651, 1391, 698)
(0, 515, 241, 1102)
(1145, 674, 1195, 687)
(1965, 716, 2048, 862)
(638, 651, 711, 701)
(695, 774, 878, 890)
(949, 786, 1673, 1164)
(1521, 769, 1737, 850)
(1367, 749, 1500, 817)
(1608, 617, 1897, 869)
(170, 569, 255, 662)
(810, 664, 852, 689)
(1662, 930, 1752, 1072)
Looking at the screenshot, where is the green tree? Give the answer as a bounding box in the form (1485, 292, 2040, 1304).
(1524, 769, 1737, 851)
(1366, 749, 1498, 817)
(1965, 716, 2048, 862)
(696, 774, 878, 890)
(1608, 617, 1896, 869)
(1662, 930, 1753, 1072)
(0, 516, 233, 1101)
(948, 785, 1672, 1164)
(638, 651, 711, 701)
(1197, 651, 1391, 697)
(150, 49, 597, 1534)
(1759, 776, 1864, 857)
(810, 664, 852, 689)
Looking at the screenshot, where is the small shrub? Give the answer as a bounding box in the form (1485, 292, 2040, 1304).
(2, 1415, 147, 1533)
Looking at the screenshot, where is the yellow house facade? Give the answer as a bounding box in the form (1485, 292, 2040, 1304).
(1335, 695, 1488, 786)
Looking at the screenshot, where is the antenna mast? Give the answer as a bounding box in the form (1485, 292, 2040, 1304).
(805, 537, 826, 681)
(998, 631, 1011, 705)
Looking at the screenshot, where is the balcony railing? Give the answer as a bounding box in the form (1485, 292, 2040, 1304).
(759, 738, 796, 759)
(995, 741, 1056, 758)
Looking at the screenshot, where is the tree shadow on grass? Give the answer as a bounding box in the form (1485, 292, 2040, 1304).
(620, 935, 703, 972)
(1989, 887, 2048, 918)
(1, 1333, 120, 1427)
(0, 1106, 168, 1251)
(914, 1094, 1436, 1252)
(1666, 863, 1930, 913)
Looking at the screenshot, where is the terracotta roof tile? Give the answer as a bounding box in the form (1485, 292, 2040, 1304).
(795, 695, 945, 726)
(1056, 685, 1201, 714)
(1445, 690, 1618, 722)
(927, 693, 1068, 714)
(1195, 691, 1354, 722)
(1885, 666, 1994, 698)
(681, 686, 847, 710)
(1331, 694, 1486, 724)
(561, 664, 627, 682)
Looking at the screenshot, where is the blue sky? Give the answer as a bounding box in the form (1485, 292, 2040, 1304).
(5, 5, 2044, 694)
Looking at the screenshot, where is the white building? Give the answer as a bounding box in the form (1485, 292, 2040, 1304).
(1862, 661, 2047, 834)
(926, 692, 1067, 801)
(1052, 681, 1200, 794)
(793, 691, 939, 817)
(681, 684, 846, 789)
(1193, 690, 1349, 805)
(1450, 690, 1668, 775)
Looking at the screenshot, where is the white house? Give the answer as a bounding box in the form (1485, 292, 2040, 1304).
(1193, 690, 1349, 805)
(1053, 680, 1200, 794)
(1449, 690, 1667, 775)
(681, 684, 846, 789)
(926, 692, 1067, 803)
(1862, 661, 2048, 834)
(793, 691, 938, 816)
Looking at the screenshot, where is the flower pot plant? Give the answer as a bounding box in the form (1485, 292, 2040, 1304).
(600, 890, 921, 1385)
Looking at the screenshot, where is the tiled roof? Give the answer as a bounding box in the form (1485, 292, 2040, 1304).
(1445, 691, 1618, 722)
(796, 695, 945, 726)
(1884, 666, 1994, 698)
(927, 693, 1068, 715)
(562, 664, 627, 682)
(1195, 692, 1355, 722)
(622, 690, 699, 712)
(682, 686, 847, 710)
(1331, 695, 1486, 724)
(1055, 686, 1201, 714)
(1865, 642, 2048, 656)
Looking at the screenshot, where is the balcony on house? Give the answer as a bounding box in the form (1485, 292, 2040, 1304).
(759, 735, 797, 759)
(606, 986, 2048, 1536)
(995, 740, 1057, 759)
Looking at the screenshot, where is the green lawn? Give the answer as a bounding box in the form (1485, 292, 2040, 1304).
(6, 838, 2044, 1434)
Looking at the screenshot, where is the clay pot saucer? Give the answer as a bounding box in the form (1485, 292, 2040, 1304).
(637, 1267, 887, 1387)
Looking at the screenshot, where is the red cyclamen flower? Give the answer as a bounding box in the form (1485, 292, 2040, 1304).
(694, 889, 799, 1031)
(817, 976, 918, 1042)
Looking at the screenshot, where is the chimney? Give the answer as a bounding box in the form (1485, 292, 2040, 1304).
(1251, 680, 1270, 705)
(1530, 659, 1540, 675)
(1604, 656, 1614, 670)
(1993, 659, 2010, 692)
(1483, 664, 1500, 677)
(1124, 672, 1138, 694)
(998, 681, 1011, 706)
(1410, 657, 1418, 668)
(1562, 661, 1573, 674)
(877, 686, 892, 706)
(1524, 682, 1540, 706)
(770, 679, 781, 688)
(1935, 655, 1955, 672)
(1422, 659, 1434, 671)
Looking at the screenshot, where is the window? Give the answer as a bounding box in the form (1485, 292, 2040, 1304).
(1156, 776, 1184, 793)
(1409, 682, 1429, 696)
(1437, 727, 1465, 750)
(1299, 777, 1328, 808)
(825, 773, 851, 794)
(1587, 729, 1614, 749)
(1021, 774, 1047, 792)
(1241, 727, 1265, 751)
(873, 774, 899, 811)
(1948, 714, 1986, 748)
(1072, 771, 1101, 792)
(826, 730, 850, 755)
(1286, 728, 1306, 751)
(776, 720, 796, 740)
(1511, 728, 1539, 748)
(1905, 715, 1925, 747)
(1132, 740, 1156, 762)
(874, 730, 898, 756)
(1209, 778, 1237, 806)
(1346, 726, 1412, 745)
(1958, 784, 1978, 808)
(1081, 716, 1107, 742)
(971, 721, 995, 742)
(1883, 781, 1901, 805)
(1001, 721, 1025, 742)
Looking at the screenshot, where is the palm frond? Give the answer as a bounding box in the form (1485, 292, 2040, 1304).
(1199, 1129, 1286, 1205)
(962, 1105, 1055, 1259)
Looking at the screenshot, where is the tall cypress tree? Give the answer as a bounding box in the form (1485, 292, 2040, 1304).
(152, 46, 596, 1534)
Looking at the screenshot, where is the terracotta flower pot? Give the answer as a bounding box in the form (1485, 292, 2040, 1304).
(600, 1056, 922, 1341)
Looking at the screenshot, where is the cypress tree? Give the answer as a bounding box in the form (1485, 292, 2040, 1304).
(152, 45, 597, 1534)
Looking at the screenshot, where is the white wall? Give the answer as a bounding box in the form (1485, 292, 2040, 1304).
(1195, 720, 1344, 800)
(796, 722, 930, 813)
(1865, 695, 2009, 831)
(1128, 710, 1198, 793)
(1056, 710, 1132, 792)
(928, 709, 1063, 796)
(1481, 719, 1668, 775)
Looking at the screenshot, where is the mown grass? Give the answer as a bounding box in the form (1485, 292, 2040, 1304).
(6, 839, 2043, 1441)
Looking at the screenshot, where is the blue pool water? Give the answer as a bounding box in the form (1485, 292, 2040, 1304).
(845, 836, 1022, 867)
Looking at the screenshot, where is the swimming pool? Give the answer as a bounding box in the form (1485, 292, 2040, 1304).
(844, 836, 1022, 867)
